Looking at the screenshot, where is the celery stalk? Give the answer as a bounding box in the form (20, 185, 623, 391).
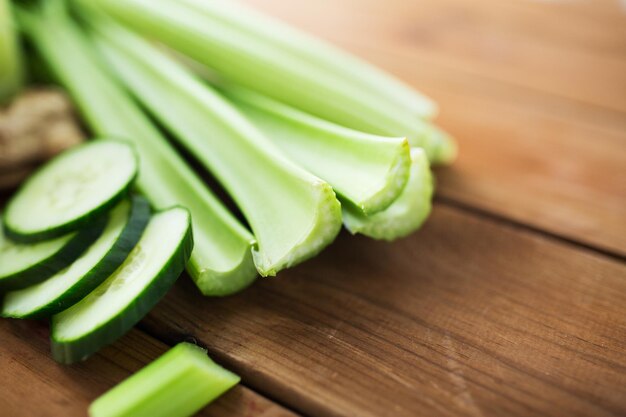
(17, 4, 257, 296)
(178, 0, 437, 119)
(0, 0, 23, 102)
(221, 86, 412, 215)
(89, 342, 240, 417)
(76, 0, 457, 165)
(343, 149, 433, 240)
(92, 22, 342, 276)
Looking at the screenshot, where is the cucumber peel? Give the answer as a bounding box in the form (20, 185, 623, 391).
(0, 220, 104, 292)
(1, 196, 150, 319)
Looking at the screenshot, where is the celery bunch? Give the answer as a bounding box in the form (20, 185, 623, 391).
(16, 0, 455, 295)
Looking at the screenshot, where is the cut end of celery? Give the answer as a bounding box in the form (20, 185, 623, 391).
(188, 248, 258, 297)
(89, 342, 240, 417)
(343, 148, 433, 240)
(252, 180, 342, 276)
(358, 138, 412, 215)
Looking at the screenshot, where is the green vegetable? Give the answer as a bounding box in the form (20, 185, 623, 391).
(78, 0, 456, 164)
(3, 139, 138, 242)
(17, 3, 257, 296)
(51, 206, 193, 364)
(89, 342, 240, 417)
(0, 217, 104, 292)
(91, 21, 342, 276)
(0, 0, 23, 102)
(222, 86, 412, 215)
(343, 149, 433, 240)
(2, 196, 150, 318)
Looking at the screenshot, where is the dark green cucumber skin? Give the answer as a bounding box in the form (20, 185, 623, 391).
(51, 208, 193, 364)
(2, 139, 139, 243)
(0, 220, 106, 292)
(2, 196, 152, 319)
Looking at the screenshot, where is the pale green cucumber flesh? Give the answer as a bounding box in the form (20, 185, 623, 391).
(1, 196, 150, 318)
(3, 139, 138, 242)
(51, 207, 193, 364)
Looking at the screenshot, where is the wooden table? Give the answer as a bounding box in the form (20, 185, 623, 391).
(2, 0, 625, 416)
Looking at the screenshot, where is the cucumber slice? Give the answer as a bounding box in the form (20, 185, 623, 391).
(89, 342, 240, 417)
(1, 196, 150, 319)
(0, 220, 104, 292)
(3, 139, 138, 242)
(51, 206, 193, 364)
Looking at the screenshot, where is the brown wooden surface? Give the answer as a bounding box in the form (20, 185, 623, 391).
(0, 319, 297, 417)
(1, 0, 625, 416)
(143, 205, 626, 417)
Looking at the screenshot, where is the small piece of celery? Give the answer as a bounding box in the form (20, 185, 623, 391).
(221, 86, 412, 215)
(343, 149, 433, 240)
(89, 342, 240, 417)
(77, 0, 457, 165)
(17, 3, 257, 296)
(91, 21, 342, 276)
(0, 0, 23, 102)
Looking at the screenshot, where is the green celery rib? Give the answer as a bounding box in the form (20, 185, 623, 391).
(17, 4, 257, 296)
(89, 342, 240, 417)
(221, 86, 412, 215)
(91, 21, 342, 276)
(343, 149, 433, 240)
(0, 0, 23, 102)
(77, 0, 457, 165)
(178, 0, 437, 119)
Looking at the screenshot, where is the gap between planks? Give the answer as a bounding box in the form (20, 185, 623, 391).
(434, 195, 626, 263)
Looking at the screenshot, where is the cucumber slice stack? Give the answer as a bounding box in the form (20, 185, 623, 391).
(1, 139, 194, 363)
(1, 196, 151, 319)
(52, 207, 192, 364)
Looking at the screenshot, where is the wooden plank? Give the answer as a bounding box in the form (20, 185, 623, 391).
(142, 205, 626, 417)
(0, 319, 298, 417)
(241, 0, 626, 256)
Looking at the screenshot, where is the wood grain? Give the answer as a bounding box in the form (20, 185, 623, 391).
(242, 0, 626, 256)
(0, 319, 298, 417)
(142, 205, 626, 417)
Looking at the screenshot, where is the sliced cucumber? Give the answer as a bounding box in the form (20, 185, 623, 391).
(0, 220, 104, 292)
(1, 196, 150, 319)
(3, 139, 138, 242)
(51, 206, 193, 364)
